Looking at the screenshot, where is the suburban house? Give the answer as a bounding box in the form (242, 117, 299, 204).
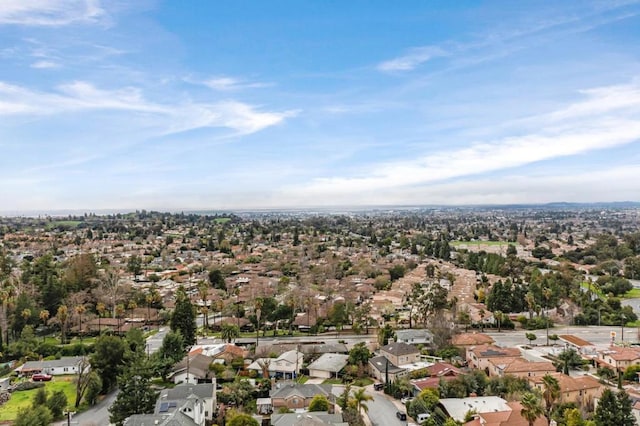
(451, 333, 495, 349)
(410, 362, 462, 393)
(248, 350, 304, 379)
(487, 358, 556, 378)
(529, 373, 603, 407)
(369, 355, 406, 383)
(463, 401, 547, 426)
(466, 345, 521, 371)
(15, 356, 86, 376)
(270, 383, 334, 412)
(596, 347, 640, 372)
(307, 353, 349, 379)
(171, 354, 215, 384)
(379, 342, 420, 366)
(271, 411, 347, 426)
(395, 329, 434, 346)
(439, 396, 511, 423)
(124, 383, 214, 426)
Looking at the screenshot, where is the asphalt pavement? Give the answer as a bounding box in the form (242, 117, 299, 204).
(367, 391, 408, 426)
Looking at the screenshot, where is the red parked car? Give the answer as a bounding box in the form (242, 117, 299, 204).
(32, 373, 52, 382)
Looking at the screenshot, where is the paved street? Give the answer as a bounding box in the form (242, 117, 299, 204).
(367, 392, 407, 426)
(486, 325, 640, 348)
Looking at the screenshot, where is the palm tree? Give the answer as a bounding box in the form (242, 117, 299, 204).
(221, 323, 240, 343)
(494, 310, 503, 332)
(96, 302, 106, 334)
(197, 282, 210, 333)
(75, 305, 86, 342)
(520, 392, 544, 426)
(541, 374, 560, 423)
(254, 297, 264, 347)
(56, 305, 69, 344)
(352, 388, 373, 415)
(115, 303, 125, 334)
(39, 309, 49, 342)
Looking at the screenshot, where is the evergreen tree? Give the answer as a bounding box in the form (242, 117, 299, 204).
(46, 389, 68, 419)
(109, 358, 158, 426)
(15, 405, 52, 426)
(594, 389, 635, 426)
(170, 286, 196, 345)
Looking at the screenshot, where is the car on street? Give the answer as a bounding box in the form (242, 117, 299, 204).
(32, 373, 52, 382)
(396, 411, 407, 421)
(401, 396, 414, 404)
(374, 383, 384, 391)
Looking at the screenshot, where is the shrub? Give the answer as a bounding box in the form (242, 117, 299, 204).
(12, 381, 45, 392)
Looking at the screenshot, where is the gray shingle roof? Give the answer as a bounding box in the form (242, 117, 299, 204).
(307, 353, 349, 373)
(380, 342, 420, 356)
(270, 383, 332, 399)
(368, 355, 404, 374)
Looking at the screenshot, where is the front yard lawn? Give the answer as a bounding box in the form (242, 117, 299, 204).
(0, 376, 78, 422)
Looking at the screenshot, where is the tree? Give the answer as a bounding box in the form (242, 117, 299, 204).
(221, 323, 240, 343)
(208, 269, 226, 290)
(56, 305, 69, 344)
(84, 372, 102, 406)
(75, 304, 86, 341)
(226, 412, 260, 426)
(109, 358, 158, 426)
(378, 324, 394, 346)
(593, 389, 635, 426)
(541, 374, 560, 423)
(33, 387, 47, 407)
(328, 301, 350, 331)
(74, 357, 92, 408)
(525, 332, 537, 345)
(520, 392, 544, 426)
(46, 389, 68, 419)
(91, 334, 127, 393)
(309, 394, 330, 412)
(170, 286, 196, 346)
(151, 330, 186, 381)
(127, 255, 142, 281)
(557, 348, 584, 373)
(348, 342, 371, 367)
(352, 388, 373, 415)
(39, 309, 49, 342)
(14, 405, 52, 426)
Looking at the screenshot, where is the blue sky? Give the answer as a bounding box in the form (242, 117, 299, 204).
(1, 0, 640, 212)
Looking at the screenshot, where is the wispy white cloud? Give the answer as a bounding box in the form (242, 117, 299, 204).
(377, 46, 447, 72)
(0, 0, 105, 26)
(30, 60, 61, 69)
(201, 76, 273, 91)
(290, 80, 640, 197)
(0, 81, 297, 135)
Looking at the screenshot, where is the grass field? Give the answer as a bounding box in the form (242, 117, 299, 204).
(0, 376, 78, 422)
(214, 217, 231, 224)
(624, 288, 640, 299)
(451, 241, 512, 247)
(45, 220, 82, 230)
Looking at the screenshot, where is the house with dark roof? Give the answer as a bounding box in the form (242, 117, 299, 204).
(368, 355, 407, 383)
(379, 342, 420, 366)
(124, 383, 214, 426)
(271, 411, 348, 426)
(15, 356, 86, 376)
(270, 383, 334, 412)
(170, 354, 215, 385)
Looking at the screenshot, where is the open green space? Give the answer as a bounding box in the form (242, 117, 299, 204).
(45, 220, 82, 230)
(623, 288, 640, 299)
(214, 217, 232, 224)
(451, 241, 513, 247)
(0, 376, 78, 422)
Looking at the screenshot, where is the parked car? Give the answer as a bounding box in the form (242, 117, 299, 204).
(32, 373, 52, 382)
(373, 383, 384, 391)
(396, 411, 407, 421)
(401, 396, 414, 404)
